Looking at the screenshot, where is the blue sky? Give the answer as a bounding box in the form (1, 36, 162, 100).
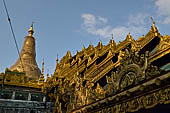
(0, 0, 170, 76)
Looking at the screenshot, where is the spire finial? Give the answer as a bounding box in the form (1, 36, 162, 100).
(90, 41, 92, 46)
(28, 22, 34, 37)
(99, 38, 101, 42)
(82, 45, 85, 51)
(99, 38, 102, 45)
(89, 41, 93, 50)
(56, 54, 59, 64)
(127, 32, 131, 38)
(42, 59, 44, 74)
(47, 69, 49, 78)
(110, 33, 116, 47)
(98, 39, 102, 49)
(150, 16, 155, 24)
(55, 55, 60, 72)
(111, 34, 113, 40)
(150, 16, 157, 32)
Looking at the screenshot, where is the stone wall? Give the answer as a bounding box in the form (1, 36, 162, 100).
(0, 99, 54, 113)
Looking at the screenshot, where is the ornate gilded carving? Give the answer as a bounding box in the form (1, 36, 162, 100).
(105, 48, 160, 95)
(158, 35, 170, 51)
(95, 83, 105, 99)
(87, 87, 170, 113)
(0, 69, 44, 90)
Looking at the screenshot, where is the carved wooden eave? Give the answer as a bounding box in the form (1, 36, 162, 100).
(72, 71, 170, 113)
(91, 60, 120, 83)
(70, 48, 170, 113)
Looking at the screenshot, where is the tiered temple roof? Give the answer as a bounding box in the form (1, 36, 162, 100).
(46, 22, 170, 113)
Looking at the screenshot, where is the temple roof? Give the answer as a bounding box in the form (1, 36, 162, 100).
(46, 22, 170, 89)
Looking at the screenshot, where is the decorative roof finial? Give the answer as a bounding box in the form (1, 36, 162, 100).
(150, 16, 155, 24)
(98, 39, 102, 49)
(150, 16, 157, 32)
(111, 34, 114, 40)
(82, 45, 85, 51)
(90, 41, 92, 46)
(28, 22, 34, 37)
(89, 41, 93, 50)
(128, 32, 131, 37)
(126, 32, 133, 41)
(99, 38, 102, 43)
(66, 51, 72, 59)
(56, 54, 59, 64)
(47, 69, 49, 78)
(55, 55, 60, 72)
(39, 59, 45, 84)
(42, 59, 44, 75)
(110, 33, 116, 47)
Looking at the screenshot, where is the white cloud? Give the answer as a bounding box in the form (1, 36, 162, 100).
(155, 0, 170, 24)
(81, 13, 96, 27)
(80, 1, 170, 40)
(81, 13, 148, 42)
(128, 13, 148, 25)
(163, 16, 170, 24)
(155, 0, 170, 16)
(111, 26, 146, 41)
(81, 13, 110, 38)
(98, 16, 108, 24)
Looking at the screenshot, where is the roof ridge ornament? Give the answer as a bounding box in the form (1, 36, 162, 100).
(55, 54, 60, 72)
(112, 34, 113, 40)
(98, 39, 103, 49)
(126, 32, 133, 41)
(89, 41, 93, 50)
(110, 34, 116, 47)
(47, 69, 49, 79)
(82, 45, 86, 51)
(66, 50, 72, 58)
(28, 22, 34, 37)
(56, 54, 59, 64)
(150, 16, 157, 32)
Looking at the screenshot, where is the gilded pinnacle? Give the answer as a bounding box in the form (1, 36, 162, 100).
(42, 59, 44, 74)
(150, 16, 155, 24)
(28, 22, 34, 37)
(56, 54, 59, 65)
(56, 54, 59, 62)
(110, 34, 116, 47)
(150, 16, 157, 32)
(128, 32, 131, 37)
(82, 45, 85, 51)
(90, 41, 92, 45)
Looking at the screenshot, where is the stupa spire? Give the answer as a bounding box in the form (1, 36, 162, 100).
(10, 23, 41, 80)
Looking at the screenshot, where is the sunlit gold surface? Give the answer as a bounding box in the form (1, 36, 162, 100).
(45, 22, 170, 113)
(10, 23, 41, 80)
